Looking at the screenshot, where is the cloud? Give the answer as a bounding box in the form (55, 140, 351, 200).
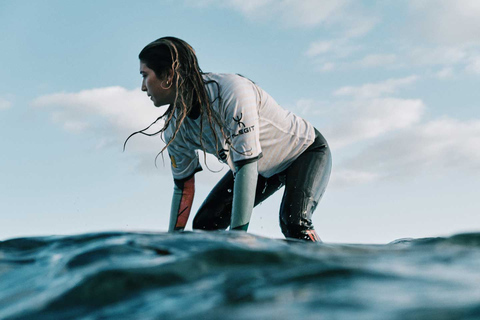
(466, 55, 480, 74)
(306, 71, 480, 187)
(407, 46, 468, 67)
(341, 118, 480, 181)
(334, 76, 418, 99)
(306, 41, 335, 57)
(326, 98, 425, 149)
(225, 0, 351, 27)
(436, 67, 455, 79)
(408, 0, 480, 46)
(302, 2, 480, 75)
(356, 54, 397, 68)
(349, 44, 480, 77)
(329, 169, 380, 188)
(305, 38, 363, 72)
(188, 0, 377, 35)
(32, 86, 168, 152)
(0, 98, 12, 110)
(306, 39, 363, 59)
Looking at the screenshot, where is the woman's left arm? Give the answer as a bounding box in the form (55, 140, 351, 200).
(231, 161, 258, 231)
(169, 175, 195, 232)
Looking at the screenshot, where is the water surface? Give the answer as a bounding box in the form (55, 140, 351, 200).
(1, 231, 480, 319)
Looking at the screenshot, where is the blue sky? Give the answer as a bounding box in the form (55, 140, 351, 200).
(1, 0, 479, 243)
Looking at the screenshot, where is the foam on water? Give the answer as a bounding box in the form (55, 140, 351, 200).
(1, 231, 480, 320)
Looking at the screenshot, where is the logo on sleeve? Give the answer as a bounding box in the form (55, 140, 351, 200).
(232, 113, 254, 138)
(233, 113, 246, 128)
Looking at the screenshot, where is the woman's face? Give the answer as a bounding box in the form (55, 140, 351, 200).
(140, 62, 175, 107)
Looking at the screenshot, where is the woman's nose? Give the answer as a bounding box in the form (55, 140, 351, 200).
(141, 80, 147, 91)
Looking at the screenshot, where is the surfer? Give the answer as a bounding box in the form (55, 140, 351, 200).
(127, 37, 332, 242)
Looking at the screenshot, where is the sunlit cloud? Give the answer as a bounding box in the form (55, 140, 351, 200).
(334, 76, 419, 99)
(31, 86, 168, 156)
(306, 38, 363, 60)
(330, 169, 381, 188)
(435, 67, 455, 80)
(291, 70, 479, 187)
(356, 54, 398, 68)
(407, 0, 480, 46)
(326, 98, 425, 149)
(225, 0, 351, 27)
(306, 41, 335, 57)
(301, 1, 480, 76)
(341, 117, 480, 181)
(187, 0, 377, 35)
(407, 46, 468, 66)
(465, 55, 480, 74)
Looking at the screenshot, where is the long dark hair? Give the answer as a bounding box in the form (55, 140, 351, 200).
(124, 37, 227, 165)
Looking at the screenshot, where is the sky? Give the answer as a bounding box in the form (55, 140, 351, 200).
(1, 0, 479, 244)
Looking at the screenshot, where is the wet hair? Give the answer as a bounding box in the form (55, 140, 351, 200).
(124, 36, 227, 166)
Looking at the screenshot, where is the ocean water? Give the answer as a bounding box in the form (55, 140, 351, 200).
(1, 231, 480, 320)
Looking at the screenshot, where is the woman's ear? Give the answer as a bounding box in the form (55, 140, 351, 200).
(167, 68, 174, 83)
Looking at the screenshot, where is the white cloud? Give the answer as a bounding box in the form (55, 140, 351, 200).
(344, 44, 480, 76)
(407, 46, 468, 67)
(436, 67, 455, 80)
(306, 39, 363, 59)
(466, 56, 480, 74)
(32, 87, 168, 154)
(306, 41, 334, 57)
(340, 12, 379, 38)
(329, 169, 381, 188)
(225, 0, 351, 27)
(334, 76, 418, 99)
(222, 0, 273, 13)
(277, 0, 351, 28)
(341, 117, 480, 181)
(310, 71, 480, 187)
(0, 98, 12, 110)
(301, 2, 480, 74)
(189, 0, 377, 35)
(305, 38, 363, 72)
(357, 54, 397, 68)
(32, 86, 163, 132)
(326, 98, 425, 148)
(319, 62, 336, 72)
(408, 0, 480, 45)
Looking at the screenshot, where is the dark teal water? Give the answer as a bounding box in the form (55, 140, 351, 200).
(1, 231, 480, 320)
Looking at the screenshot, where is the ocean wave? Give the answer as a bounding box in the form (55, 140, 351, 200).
(1, 231, 480, 319)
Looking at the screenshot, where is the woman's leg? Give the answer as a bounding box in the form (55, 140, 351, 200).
(193, 170, 285, 230)
(279, 129, 332, 242)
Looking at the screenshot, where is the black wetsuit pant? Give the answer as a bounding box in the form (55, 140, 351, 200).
(193, 129, 332, 241)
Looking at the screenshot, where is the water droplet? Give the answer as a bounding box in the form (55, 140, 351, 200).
(227, 189, 232, 193)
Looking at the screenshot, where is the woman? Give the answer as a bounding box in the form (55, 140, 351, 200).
(128, 36, 332, 242)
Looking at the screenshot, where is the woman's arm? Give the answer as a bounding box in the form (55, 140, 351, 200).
(231, 161, 258, 231)
(169, 175, 195, 232)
